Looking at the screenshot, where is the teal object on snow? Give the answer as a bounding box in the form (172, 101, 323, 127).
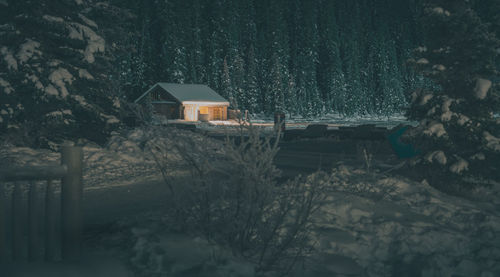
(388, 126, 419, 159)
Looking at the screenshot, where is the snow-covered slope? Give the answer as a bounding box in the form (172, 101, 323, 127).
(304, 167, 500, 277)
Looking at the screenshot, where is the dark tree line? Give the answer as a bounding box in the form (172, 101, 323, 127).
(114, 0, 424, 117)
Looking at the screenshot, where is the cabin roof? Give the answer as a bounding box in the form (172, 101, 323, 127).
(134, 83, 229, 105)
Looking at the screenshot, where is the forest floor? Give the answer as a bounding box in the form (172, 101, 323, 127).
(1, 124, 500, 277)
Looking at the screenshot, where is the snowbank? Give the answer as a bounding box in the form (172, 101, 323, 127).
(0, 127, 218, 188)
(309, 167, 500, 276)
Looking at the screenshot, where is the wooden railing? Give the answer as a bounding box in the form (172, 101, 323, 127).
(0, 146, 83, 262)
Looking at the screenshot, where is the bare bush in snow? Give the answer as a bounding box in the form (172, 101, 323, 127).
(151, 122, 327, 275)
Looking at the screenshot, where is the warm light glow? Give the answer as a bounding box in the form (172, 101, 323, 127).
(199, 106, 208, 114)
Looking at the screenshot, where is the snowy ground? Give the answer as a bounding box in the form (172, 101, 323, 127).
(248, 113, 416, 129)
(301, 167, 500, 277)
(162, 114, 415, 138)
(80, 166, 500, 277)
(0, 127, 204, 189)
(1, 124, 500, 276)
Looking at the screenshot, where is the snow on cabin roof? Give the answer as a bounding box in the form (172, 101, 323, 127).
(134, 83, 229, 105)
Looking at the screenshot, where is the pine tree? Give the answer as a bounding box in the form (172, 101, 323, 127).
(238, 0, 259, 113)
(318, 0, 347, 115)
(119, 0, 420, 118)
(162, 0, 189, 84)
(222, 57, 235, 105)
(245, 45, 260, 113)
(205, 0, 227, 92)
(186, 0, 205, 84)
(407, 0, 500, 189)
(295, 0, 320, 117)
(262, 0, 290, 115)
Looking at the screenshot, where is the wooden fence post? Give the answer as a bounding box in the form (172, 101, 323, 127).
(12, 182, 23, 260)
(0, 182, 6, 262)
(28, 182, 40, 261)
(44, 180, 57, 261)
(60, 146, 83, 261)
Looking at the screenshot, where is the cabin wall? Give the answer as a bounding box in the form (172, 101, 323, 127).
(153, 103, 180, 119)
(184, 104, 198, 121)
(183, 104, 228, 121)
(206, 106, 227, 120)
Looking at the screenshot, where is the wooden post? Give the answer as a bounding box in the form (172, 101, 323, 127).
(28, 182, 40, 261)
(60, 146, 83, 261)
(12, 182, 23, 261)
(0, 182, 6, 262)
(44, 179, 57, 261)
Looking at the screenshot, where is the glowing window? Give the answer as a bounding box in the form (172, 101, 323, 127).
(199, 106, 209, 114)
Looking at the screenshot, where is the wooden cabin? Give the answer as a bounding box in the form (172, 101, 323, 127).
(134, 83, 229, 121)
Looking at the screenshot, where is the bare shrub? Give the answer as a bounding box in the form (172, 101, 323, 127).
(150, 122, 327, 275)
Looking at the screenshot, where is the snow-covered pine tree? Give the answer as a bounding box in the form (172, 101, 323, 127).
(205, 0, 226, 92)
(269, 54, 285, 113)
(186, 0, 205, 84)
(339, 1, 365, 116)
(264, 0, 290, 115)
(244, 45, 260, 114)
(318, 0, 346, 115)
(407, 0, 500, 190)
(222, 57, 235, 106)
(374, 23, 405, 116)
(162, 1, 188, 84)
(238, 1, 259, 114)
(296, 0, 320, 117)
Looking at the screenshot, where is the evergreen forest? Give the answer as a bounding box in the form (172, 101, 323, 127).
(116, 0, 426, 117)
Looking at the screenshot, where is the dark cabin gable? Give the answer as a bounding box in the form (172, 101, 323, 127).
(148, 85, 179, 104)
